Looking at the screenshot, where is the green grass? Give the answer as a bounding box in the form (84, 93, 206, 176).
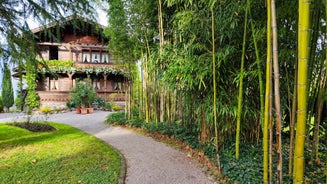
(0, 122, 121, 184)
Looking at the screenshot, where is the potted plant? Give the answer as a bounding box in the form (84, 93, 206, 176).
(69, 95, 82, 114)
(70, 79, 96, 114)
(84, 79, 96, 114)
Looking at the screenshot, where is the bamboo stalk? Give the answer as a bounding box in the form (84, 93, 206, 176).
(211, 4, 221, 174)
(236, 0, 249, 159)
(271, 0, 283, 182)
(263, 0, 272, 182)
(293, 0, 312, 182)
(289, 61, 297, 176)
(249, 4, 264, 131)
(158, 0, 165, 123)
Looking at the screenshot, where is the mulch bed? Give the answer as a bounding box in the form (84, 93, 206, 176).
(11, 123, 56, 132)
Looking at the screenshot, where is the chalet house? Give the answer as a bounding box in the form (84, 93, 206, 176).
(28, 15, 127, 108)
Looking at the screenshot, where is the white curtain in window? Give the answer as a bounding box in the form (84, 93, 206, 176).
(92, 53, 100, 63)
(102, 54, 108, 63)
(83, 53, 90, 63)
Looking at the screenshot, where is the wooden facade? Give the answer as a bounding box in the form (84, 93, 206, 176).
(31, 16, 127, 108)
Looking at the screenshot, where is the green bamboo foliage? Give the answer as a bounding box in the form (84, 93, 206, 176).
(263, 0, 272, 182)
(293, 0, 312, 183)
(235, 0, 248, 159)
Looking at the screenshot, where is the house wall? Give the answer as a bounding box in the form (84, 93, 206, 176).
(58, 48, 71, 61)
(34, 30, 126, 109)
(38, 46, 50, 60)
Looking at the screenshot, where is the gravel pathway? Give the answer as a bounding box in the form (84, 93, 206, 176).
(0, 111, 214, 184)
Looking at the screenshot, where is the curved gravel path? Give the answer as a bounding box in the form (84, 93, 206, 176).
(0, 111, 214, 184)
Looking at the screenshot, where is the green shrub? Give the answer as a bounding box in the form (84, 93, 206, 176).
(66, 99, 73, 109)
(112, 105, 122, 111)
(105, 112, 127, 125)
(104, 102, 113, 111)
(127, 118, 143, 128)
(14, 96, 23, 111)
(1, 63, 14, 111)
(40, 106, 52, 114)
(93, 96, 107, 108)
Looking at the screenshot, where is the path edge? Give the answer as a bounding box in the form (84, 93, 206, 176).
(116, 146, 127, 184)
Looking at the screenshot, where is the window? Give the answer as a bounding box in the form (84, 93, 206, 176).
(92, 53, 100, 63)
(49, 46, 58, 60)
(82, 51, 110, 63)
(102, 54, 108, 63)
(113, 81, 122, 90)
(83, 53, 90, 63)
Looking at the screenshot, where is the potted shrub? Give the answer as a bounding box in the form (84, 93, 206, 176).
(69, 95, 82, 114)
(83, 79, 96, 114)
(70, 79, 96, 114)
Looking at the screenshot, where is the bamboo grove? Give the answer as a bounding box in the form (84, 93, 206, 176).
(105, 0, 327, 183)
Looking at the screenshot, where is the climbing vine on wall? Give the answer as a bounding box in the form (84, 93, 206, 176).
(38, 59, 128, 76)
(24, 60, 39, 113)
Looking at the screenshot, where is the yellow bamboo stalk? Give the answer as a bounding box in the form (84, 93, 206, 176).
(293, 0, 312, 183)
(263, 0, 272, 182)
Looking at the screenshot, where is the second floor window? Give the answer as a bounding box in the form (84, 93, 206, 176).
(83, 51, 109, 63)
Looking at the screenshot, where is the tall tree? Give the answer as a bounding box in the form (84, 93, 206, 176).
(293, 0, 312, 182)
(1, 63, 14, 112)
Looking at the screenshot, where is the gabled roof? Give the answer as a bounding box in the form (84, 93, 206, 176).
(31, 15, 108, 43)
(31, 15, 105, 34)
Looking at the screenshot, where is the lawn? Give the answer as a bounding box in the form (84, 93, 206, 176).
(0, 122, 121, 184)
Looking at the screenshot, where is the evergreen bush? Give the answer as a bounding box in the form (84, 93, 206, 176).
(0, 96, 4, 112)
(1, 63, 14, 112)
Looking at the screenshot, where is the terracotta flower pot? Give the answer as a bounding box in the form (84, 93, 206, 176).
(81, 108, 88, 115)
(87, 107, 94, 114)
(76, 108, 81, 114)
